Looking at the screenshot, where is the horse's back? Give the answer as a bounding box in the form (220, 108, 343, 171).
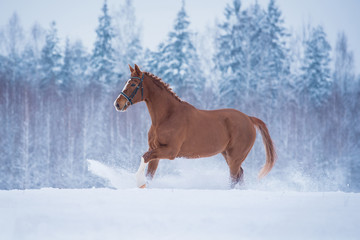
(202, 108, 255, 139)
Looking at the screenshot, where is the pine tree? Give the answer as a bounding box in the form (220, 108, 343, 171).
(263, 0, 288, 77)
(59, 38, 73, 92)
(91, 0, 116, 85)
(147, 1, 204, 102)
(300, 25, 332, 106)
(40, 21, 62, 88)
(112, 0, 143, 78)
(261, 0, 289, 99)
(71, 41, 89, 85)
(38, 21, 63, 187)
(334, 32, 354, 94)
(214, 0, 257, 107)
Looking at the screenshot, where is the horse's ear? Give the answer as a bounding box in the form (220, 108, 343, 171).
(129, 64, 134, 73)
(134, 64, 142, 75)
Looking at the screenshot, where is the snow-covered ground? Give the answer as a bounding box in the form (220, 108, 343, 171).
(1, 188, 359, 240)
(1, 160, 359, 240)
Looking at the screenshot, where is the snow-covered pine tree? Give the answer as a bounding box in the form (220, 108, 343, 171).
(59, 38, 73, 92)
(146, 43, 167, 81)
(86, 1, 118, 166)
(91, 0, 116, 85)
(214, 0, 245, 107)
(57, 39, 76, 187)
(215, 0, 266, 107)
(262, 0, 289, 92)
(40, 21, 62, 89)
(300, 25, 332, 107)
(59, 39, 89, 91)
(112, 0, 143, 79)
(295, 25, 332, 181)
(147, 0, 204, 103)
(334, 32, 355, 94)
(70, 41, 89, 85)
(39, 21, 63, 187)
(263, 0, 289, 79)
(244, 3, 267, 96)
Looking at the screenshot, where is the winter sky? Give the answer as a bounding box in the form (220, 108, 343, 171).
(1, 0, 359, 73)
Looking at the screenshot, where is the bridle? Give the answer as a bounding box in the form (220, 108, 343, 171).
(120, 73, 144, 110)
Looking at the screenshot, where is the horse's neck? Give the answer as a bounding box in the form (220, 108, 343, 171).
(144, 85, 180, 126)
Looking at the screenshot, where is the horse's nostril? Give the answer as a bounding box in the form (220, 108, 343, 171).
(116, 103, 120, 109)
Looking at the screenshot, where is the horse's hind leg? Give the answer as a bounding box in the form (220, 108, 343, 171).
(229, 163, 244, 188)
(222, 149, 249, 188)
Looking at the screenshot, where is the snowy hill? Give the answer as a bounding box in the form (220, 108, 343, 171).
(1, 188, 359, 240)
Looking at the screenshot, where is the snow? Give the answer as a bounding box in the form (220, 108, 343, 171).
(1, 160, 359, 240)
(1, 188, 359, 240)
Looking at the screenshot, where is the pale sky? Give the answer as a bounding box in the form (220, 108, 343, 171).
(1, 0, 359, 73)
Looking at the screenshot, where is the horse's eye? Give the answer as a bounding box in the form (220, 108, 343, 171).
(131, 84, 136, 87)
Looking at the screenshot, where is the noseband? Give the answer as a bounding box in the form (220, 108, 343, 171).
(120, 73, 144, 107)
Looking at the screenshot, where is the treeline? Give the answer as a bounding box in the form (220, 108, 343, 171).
(0, 0, 359, 191)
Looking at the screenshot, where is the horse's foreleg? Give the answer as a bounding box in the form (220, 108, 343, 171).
(146, 159, 159, 180)
(136, 157, 148, 188)
(143, 146, 179, 163)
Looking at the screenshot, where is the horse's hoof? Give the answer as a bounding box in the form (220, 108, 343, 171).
(139, 184, 146, 189)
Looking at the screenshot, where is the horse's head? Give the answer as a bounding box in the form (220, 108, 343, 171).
(114, 64, 144, 112)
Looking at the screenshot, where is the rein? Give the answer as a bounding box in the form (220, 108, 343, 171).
(120, 73, 144, 108)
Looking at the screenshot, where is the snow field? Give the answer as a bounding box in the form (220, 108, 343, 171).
(1, 160, 359, 240)
(1, 188, 359, 240)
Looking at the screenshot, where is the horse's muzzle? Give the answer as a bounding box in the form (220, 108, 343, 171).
(114, 100, 129, 112)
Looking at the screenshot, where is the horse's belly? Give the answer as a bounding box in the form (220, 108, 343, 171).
(178, 123, 228, 158)
(178, 145, 224, 158)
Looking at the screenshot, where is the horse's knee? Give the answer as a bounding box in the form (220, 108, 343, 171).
(143, 151, 152, 163)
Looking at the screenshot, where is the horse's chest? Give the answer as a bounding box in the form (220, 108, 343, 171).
(148, 136, 159, 149)
(148, 128, 162, 149)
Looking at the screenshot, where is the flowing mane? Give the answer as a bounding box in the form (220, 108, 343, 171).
(144, 72, 183, 103)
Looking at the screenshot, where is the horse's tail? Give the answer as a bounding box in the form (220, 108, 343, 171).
(250, 116, 277, 179)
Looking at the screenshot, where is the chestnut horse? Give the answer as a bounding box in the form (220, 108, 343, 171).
(114, 64, 276, 188)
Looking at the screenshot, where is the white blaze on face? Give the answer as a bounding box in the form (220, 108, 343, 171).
(136, 157, 148, 188)
(114, 79, 131, 110)
(122, 79, 131, 92)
